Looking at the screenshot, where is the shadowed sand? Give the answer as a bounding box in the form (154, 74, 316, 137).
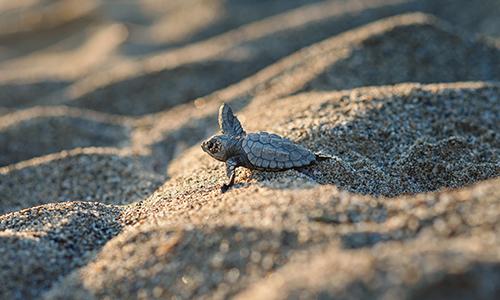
(0, 1, 499, 299)
(0, 147, 164, 215)
(130, 13, 500, 174)
(0, 201, 123, 300)
(0, 107, 131, 166)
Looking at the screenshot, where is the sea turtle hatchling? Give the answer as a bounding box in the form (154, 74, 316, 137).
(201, 104, 329, 192)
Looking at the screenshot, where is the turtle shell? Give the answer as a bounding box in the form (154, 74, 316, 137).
(242, 132, 315, 170)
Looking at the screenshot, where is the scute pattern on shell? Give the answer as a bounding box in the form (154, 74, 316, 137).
(242, 132, 315, 170)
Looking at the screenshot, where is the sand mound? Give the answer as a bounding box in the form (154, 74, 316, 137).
(49, 81, 493, 300)
(422, 0, 500, 38)
(67, 60, 261, 116)
(46, 173, 500, 299)
(62, 0, 420, 116)
(301, 18, 500, 91)
(0, 148, 164, 215)
(0, 23, 127, 82)
(0, 80, 69, 109)
(126, 82, 499, 225)
(46, 223, 303, 299)
(0, 201, 123, 299)
(274, 84, 499, 196)
(128, 13, 500, 172)
(2, 1, 500, 114)
(0, 107, 130, 166)
(237, 235, 500, 300)
(0, 3, 499, 299)
(124, 0, 329, 54)
(0, 0, 98, 38)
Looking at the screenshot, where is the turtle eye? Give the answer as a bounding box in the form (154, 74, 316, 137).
(208, 141, 218, 152)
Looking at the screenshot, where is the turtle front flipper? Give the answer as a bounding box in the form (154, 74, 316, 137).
(221, 157, 238, 193)
(218, 104, 245, 137)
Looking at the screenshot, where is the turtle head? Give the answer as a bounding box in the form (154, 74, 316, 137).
(201, 135, 231, 162)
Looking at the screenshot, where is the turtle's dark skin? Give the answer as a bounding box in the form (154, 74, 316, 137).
(201, 104, 328, 192)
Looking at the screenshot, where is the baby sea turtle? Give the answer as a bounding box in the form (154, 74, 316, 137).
(201, 104, 329, 192)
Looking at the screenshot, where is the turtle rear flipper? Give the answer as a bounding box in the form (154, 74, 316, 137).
(315, 153, 331, 161)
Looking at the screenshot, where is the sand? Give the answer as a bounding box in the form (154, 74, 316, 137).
(0, 1, 499, 299)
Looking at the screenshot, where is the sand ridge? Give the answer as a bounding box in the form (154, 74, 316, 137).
(129, 13, 500, 175)
(0, 106, 132, 166)
(0, 1, 499, 299)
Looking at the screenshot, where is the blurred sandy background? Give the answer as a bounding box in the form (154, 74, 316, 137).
(0, 1, 499, 299)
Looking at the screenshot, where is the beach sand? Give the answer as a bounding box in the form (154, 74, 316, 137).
(0, 1, 499, 299)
